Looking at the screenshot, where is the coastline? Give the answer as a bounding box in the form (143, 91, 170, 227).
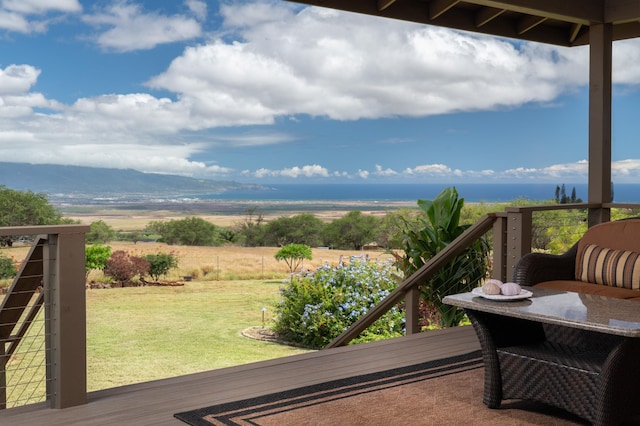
(57, 199, 422, 229)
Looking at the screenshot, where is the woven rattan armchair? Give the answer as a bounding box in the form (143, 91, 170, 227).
(513, 218, 640, 298)
(513, 243, 579, 287)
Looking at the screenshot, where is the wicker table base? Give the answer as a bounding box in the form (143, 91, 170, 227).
(466, 310, 640, 426)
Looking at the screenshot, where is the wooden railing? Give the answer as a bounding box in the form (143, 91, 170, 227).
(0, 225, 89, 409)
(327, 203, 640, 348)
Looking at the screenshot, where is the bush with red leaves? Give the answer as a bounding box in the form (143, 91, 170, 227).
(103, 250, 150, 283)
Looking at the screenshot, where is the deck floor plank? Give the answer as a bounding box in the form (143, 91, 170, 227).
(0, 327, 479, 425)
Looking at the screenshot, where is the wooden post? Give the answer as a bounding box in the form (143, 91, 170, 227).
(404, 287, 420, 335)
(505, 210, 532, 277)
(492, 215, 508, 282)
(44, 231, 87, 408)
(587, 23, 612, 227)
(0, 343, 5, 410)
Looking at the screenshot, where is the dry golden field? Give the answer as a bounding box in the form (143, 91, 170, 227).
(95, 241, 390, 281)
(0, 201, 406, 284)
(1, 239, 391, 284)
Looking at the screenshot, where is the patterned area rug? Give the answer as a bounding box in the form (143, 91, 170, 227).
(175, 350, 585, 425)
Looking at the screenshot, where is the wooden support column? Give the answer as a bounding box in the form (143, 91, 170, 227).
(404, 287, 421, 335)
(505, 210, 532, 276)
(588, 23, 613, 227)
(492, 215, 508, 282)
(44, 232, 87, 409)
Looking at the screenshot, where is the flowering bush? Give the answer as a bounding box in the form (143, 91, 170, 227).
(273, 256, 405, 349)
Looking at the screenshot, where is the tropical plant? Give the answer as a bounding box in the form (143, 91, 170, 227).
(393, 187, 490, 327)
(273, 256, 404, 349)
(274, 244, 313, 276)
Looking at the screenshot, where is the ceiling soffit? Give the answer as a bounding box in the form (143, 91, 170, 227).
(289, 0, 640, 46)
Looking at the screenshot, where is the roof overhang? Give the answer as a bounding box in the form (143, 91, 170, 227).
(288, 0, 640, 46)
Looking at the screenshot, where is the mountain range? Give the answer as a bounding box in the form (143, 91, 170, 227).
(0, 162, 263, 202)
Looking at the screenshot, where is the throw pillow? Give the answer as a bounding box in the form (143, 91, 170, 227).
(578, 244, 640, 289)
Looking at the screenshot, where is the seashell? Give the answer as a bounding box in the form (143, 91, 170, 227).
(484, 279, 503, 287)
(500, 282, 522, 296)
(482, 281, 502, 295)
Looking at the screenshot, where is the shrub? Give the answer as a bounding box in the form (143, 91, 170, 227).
(273, 256, 404, 349)
(144, 253, 178, 281)
(85, 244, 112, 278)
(0, 254, 16, 279)
(103, 250, 149, 283)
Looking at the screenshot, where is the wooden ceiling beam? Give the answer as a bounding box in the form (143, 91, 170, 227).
(464, 0, 602, 24)
(476, 7, 506, 27)
(517, 15, 547, 34)
(378, 0, 397, 12)
(569, 23, 583, 43)
(605, 0, 640, 23)
(429, 0, 461, 20)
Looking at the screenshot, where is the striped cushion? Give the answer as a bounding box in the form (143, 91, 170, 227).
(577, 244, 640, 289)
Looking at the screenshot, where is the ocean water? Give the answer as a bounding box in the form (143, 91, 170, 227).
(190, 183, 640, 203)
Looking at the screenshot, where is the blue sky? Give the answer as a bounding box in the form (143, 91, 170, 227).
(1, 0, 639, 185)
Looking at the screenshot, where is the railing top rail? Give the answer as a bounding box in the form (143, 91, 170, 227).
(0, 224, 90, 236)
(505, 202, 640, 213)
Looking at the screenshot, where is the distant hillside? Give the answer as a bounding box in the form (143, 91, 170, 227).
(0, 162, 263, 201)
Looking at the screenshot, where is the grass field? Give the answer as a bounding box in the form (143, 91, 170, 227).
(86, 280, 313, 391)
(0, 204, 395, 395)
(1, 241, 378, 393)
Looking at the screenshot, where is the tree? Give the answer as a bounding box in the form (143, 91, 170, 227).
(144, 253, 178, 281)
(86, 220, 115, 244)
(235, 207, 265, 246)
(0, 186, 67, 227)
(324, 211, 380, 250)
(554, 184, 582, 204)
(0, 186, 73, 245)
(85, 244, 112, 279)
(148, 217, 220, 246)
(275, 244, 313, 276)
(263, 213, 325, 247)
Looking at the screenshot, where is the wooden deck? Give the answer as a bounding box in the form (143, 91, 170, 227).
(0, 327, 479, 425)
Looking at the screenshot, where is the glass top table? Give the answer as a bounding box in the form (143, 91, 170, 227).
(444, 286, 640, 337)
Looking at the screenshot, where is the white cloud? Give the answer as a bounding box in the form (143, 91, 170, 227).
(373, 164, 398, 176)
(404, 164, 453, 176)
(357, 169, 369, 179)
(83, 1, 202, 52)
(0, 65, 40, 94)
(2, 0, 81, 15)
(0, 0, 81, 33)
(186, 0, 207, 21)
(148, 1, 603, 125)
(253, 164, 331, 178)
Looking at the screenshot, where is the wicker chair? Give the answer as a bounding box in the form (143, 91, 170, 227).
(513, 218, 640, 299)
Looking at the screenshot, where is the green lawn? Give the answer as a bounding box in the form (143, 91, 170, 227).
(86, 280, 312, 391)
